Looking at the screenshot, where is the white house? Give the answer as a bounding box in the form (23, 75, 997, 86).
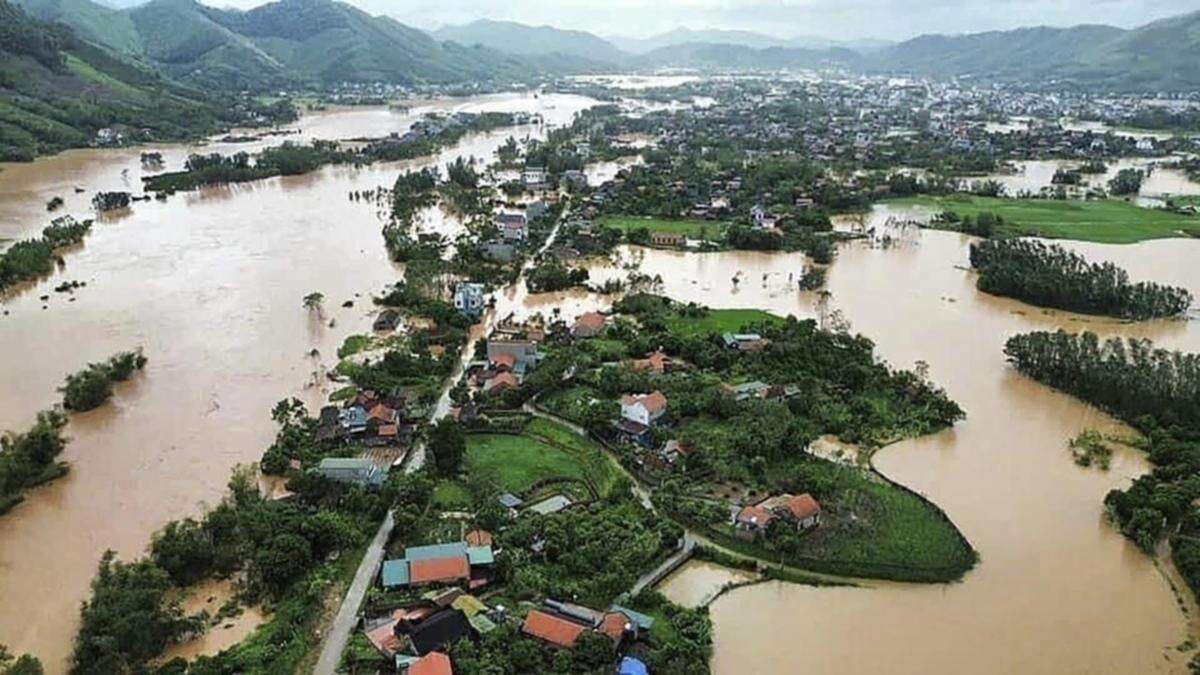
(619, 391, 668, 427)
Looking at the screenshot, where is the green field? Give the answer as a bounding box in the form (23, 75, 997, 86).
(665, 308, 784, 337)
(465, 422, 618, 496)
(894, 195, 1200, 244)
(598, 216, 728, 239)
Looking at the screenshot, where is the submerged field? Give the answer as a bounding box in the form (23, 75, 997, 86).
(893, 195, 1200, 244)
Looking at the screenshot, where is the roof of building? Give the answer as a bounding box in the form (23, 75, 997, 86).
(450, 594, 487, 617)
(365, 618, 403, 657)
(468, 612, 497, 634)
(598, 611, 632, 642)
(522, 609, 587, 649)
(406, 542, 468, 561)
(381, 560, 410, 587)
(615, 418, 650, 436)
(498, 493, 523, 508)
(464, 529, 493, 547)
(406, 609, 473, 656)
(574, 312, 606, 331)
(410, 557, 471, 585)
(736, 504, 774, 528)
(621, 391, 668, 413)
(619, 656, 650, 675)
(466, 546, 495, 566)
(527, 494, 573, 515)
(318, 457, 374, 471)
(490, 353, 516, 369)
(484, 371, 520, 391)
(609, 604, 655, 631)
(408, 651, 453, 675)
(783, 493, 821, 520)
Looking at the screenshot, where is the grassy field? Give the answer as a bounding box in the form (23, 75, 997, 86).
(893, 195, 1200, 244)
(666, 308, 784, 337)
(598, 216, 728, 239)
(431, 480, 472, 509)
(465, 422, 618, 496)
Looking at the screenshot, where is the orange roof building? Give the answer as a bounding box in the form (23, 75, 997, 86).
(522, 609, 587, 649)
(465, 529, 493, 547)
(598, 611, 632, 643)
(410, 557, 471, 585)
(408, 651, 453, 675)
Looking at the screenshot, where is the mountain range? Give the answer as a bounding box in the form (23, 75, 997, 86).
(7, 0, 1200, 100)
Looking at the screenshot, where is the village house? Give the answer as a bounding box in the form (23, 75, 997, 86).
(571, 312, 607, 338)
(480, 239, 516, 262)
(630, 349, 675, 375)
(521, 600, 638, 650)
(381, 541, 495, 591)
(722, 332, 770, 352)
(649, 231, 685, 247)
(315, 457, 387, 488)
(620, 391, 668, 427)
(522, 166, 549, 188)
(374, 309, 401, 332)
(525, 200, 549, 221)
(486, 339, 540, 375)
(562, 170, 588, 190)
(734, 493, 823, 539)
(497, 213, 528, 242)
(453, 282, 486, 319)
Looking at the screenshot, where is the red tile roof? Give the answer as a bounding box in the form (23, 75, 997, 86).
(484, 372, 519, 391)
(465, 529, 493, 547)
(574, 312, 606, 331)
(784, 494, 821, 521)
(598, 612, 631, 643)
(491, 353, 516, 369)
(522, 609, 586, 649)
(410, 557, 470, 585)
(622, 391, 667, 413)
(409, 651, 453, 675)
(736, 505, 774, 528)
(365, 619, 402, 657)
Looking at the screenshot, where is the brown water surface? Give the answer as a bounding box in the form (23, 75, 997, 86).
(612, 212, 1200, 674)
(0, 93, 596, 672)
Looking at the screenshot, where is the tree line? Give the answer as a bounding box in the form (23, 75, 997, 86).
(0, 216, 91, 292)
(60, 350, 148, 412)
(970, 239, 1192, 319)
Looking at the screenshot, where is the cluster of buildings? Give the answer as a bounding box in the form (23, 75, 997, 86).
(733, 493, 823, 539)
(312, 389, 427, 482)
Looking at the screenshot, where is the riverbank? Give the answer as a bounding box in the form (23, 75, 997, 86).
(894, 194, 1200, 243)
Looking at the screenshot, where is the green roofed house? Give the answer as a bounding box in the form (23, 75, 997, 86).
(609, 604, 655, 632)
(467, 546, 495, 566)
(316, 457, 387, 487)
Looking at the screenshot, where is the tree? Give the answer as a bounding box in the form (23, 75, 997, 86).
(302, 292, 325, 318)
(428, 419, 465, 477)
(254, 533, 312, 596)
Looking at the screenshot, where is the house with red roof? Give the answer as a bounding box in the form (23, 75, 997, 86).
(620, 391, 668, 427)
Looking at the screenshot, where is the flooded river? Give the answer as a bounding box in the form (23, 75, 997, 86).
(623, 210, 1200, 673)
(0, 92, 596, 671)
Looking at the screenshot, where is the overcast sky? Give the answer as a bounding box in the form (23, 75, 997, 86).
(204, 0, 1200, 41)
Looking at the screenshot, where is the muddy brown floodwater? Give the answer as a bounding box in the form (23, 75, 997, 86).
(605, 206, 1200, 673)
(0, 92, 596, 672)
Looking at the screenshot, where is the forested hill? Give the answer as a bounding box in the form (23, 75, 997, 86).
(871, 12, 1200, 91)
(14, 0, 570, 90)
(0, 0, 288, 161)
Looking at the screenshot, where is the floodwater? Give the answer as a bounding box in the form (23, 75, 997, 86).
(657, 560, 758, 608)
(0, 92, 597, 672)
(983, 158, 1200, 201)
(619, 210, 1200, 673)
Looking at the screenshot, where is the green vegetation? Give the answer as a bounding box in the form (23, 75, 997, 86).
(60, 349, 147, 412)
(0, 0, 295, 161)
(0, 644, 43, 674)
(72, 399, 420, 673)
(464, 431, 608, 496)
(895, 195, 1200, 244)
(1003, 331, 1200, 597)
(969, 239, 1193, 319)
(663, 307, 784, 338)
(0, 410, 69, 516)
(1068, 430, 1116, 470)
(0, 216, 91, 291)
(598, 215, 727, 239)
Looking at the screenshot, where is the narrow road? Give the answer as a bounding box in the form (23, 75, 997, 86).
(628, 534, 696, 598)
(313, 207, 573, 674)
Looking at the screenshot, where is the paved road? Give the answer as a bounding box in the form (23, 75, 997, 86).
(313, 208, 574, 674)
(628, 534, 696, 598)
(313, 510, 394, 675)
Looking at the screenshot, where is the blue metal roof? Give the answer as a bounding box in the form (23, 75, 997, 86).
(381, 559, 409, 588)
(404, 542, 468, 561)
(618, 657, 649, 675)
(466, 546, 494, 566)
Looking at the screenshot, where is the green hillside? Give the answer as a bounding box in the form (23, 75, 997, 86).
(434, 19, 625, 64)
(13, 0, 143, 56)
(0, 0, 291, 161)
(875, 12, 1200, 91)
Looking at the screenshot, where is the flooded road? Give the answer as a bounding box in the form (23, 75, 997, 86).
(0, 92, 596, 671)
(608, 214, 1199, 673)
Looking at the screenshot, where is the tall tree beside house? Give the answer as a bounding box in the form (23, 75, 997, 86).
(428, 419, 466, 477)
